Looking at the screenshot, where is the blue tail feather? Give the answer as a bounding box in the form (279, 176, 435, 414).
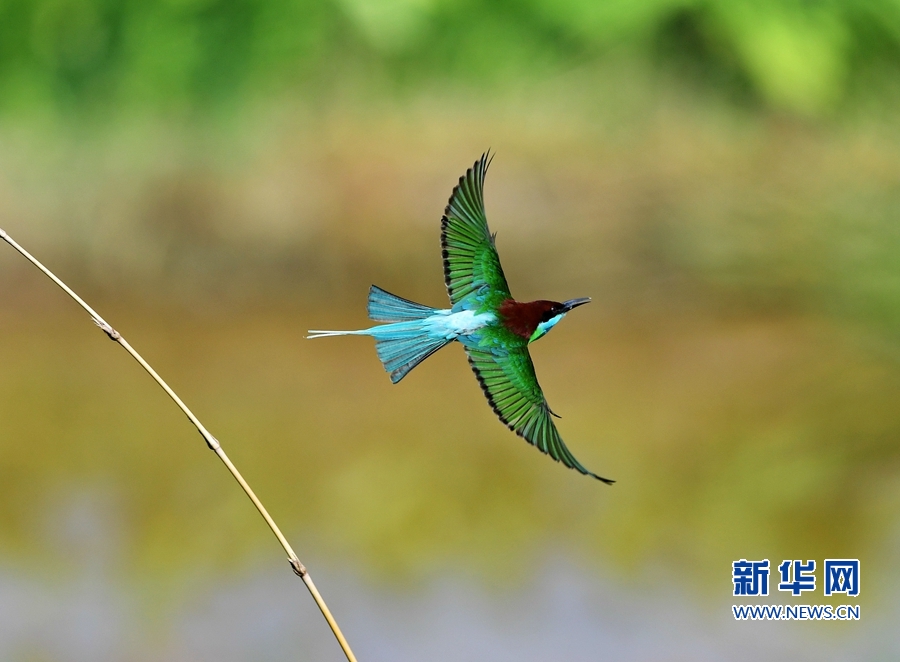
(375, 332, 450, 383)
(311, 288, 451, 381)
(368, 285, 437, 322)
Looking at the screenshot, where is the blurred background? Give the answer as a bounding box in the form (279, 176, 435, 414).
(2, 0, 900, 660)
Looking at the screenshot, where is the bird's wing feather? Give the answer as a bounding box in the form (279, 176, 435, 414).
(441, 153, 512, 306)
(465, 345, 613, 483)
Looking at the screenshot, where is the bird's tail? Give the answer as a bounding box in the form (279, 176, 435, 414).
(308, 285, 451, 383)
(306, 329, 370, 339)
(367, 284, 437, 322)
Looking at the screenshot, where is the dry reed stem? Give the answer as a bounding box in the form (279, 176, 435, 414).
(0, 227, 358, 662)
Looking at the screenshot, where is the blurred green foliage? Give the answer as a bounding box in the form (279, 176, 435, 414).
(3, 0, 900, 117)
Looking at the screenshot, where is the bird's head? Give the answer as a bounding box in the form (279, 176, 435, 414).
(528, 297, 591, 343)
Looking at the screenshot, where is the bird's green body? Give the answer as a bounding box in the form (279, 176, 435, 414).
(309, 153, 612, 483)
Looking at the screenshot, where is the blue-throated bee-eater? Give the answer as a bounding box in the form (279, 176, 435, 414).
(309, 153, 612, 483)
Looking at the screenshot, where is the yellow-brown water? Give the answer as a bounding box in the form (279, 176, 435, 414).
(2, 98, 900, 659)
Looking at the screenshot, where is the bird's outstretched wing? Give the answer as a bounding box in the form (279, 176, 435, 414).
(441, 153, 512, 306)
(465, 345, 614, 483)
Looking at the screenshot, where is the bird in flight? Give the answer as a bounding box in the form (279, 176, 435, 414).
(309, 153, 612, 483)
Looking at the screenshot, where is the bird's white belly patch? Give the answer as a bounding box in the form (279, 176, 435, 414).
(424, 309, 495, 339)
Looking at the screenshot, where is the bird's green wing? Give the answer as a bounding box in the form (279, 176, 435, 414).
(441, 153, 512, 306)
(465, 345, 613, 483)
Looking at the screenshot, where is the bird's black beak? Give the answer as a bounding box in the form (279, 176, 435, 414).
(562, 297, 591, 312)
